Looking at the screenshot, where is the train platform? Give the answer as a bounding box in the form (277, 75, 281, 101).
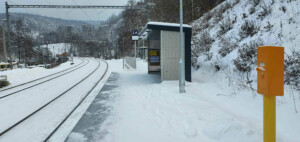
(65, 72, 120, 141)
(65, 61, 161, 142)
(62, 59, 299, 142)
(65, 70, 161, 141)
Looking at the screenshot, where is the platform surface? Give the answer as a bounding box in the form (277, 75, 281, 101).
(65, 72, 119, 142)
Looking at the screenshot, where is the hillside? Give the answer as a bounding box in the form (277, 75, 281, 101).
(192, 0, 299, 90)
(0, 13, 98, 33)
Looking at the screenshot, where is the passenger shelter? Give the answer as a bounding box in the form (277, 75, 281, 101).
(139, 22, 192, 82)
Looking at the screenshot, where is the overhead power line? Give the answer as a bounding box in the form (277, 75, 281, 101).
(7, 4, 146, 9)
(71, 0, 93, 22)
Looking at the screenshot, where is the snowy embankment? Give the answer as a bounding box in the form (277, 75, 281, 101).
(96, 60, 300, 142)
(189, 0, 300, 138)
(192, 0, 299, 90)
(192, 0, 300, 61)
(0, 58, 80, 86)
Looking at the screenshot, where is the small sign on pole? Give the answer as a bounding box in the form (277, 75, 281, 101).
(256, 46, 284, 142)
(132, 30, 139, 41)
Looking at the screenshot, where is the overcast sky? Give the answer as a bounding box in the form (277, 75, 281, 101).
(0, 0, 131, 21)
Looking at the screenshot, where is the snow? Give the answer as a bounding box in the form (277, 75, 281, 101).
(147, 21, 192, 28)
(0, 58, 82, 87)
(192, 0, 300, 72)
(0, 58, 109, 142)
(92, 59, 300, 142)
(0, 57, 299, 141)
(0, 0, 299, 140)
(67, 133, 87, 142)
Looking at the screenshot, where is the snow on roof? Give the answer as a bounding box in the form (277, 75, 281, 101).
(147, 21, 192, 28)
(139, 46, 148, 49)
(139, 21, 192, 38)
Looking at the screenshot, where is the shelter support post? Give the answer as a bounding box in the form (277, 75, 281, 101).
(179, 0, 185, 93)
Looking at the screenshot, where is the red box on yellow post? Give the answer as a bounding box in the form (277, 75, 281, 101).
(256, 46, 284, 96)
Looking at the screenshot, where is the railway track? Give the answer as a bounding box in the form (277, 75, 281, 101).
(0, 59, 109, 142)
(0, 58, 84, 92)
(45, 60, 108, 142)
(0, 59, 89, 99)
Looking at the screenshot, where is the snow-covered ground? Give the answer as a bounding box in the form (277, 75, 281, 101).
(0, 58, 298, 141)
(93, 59, 300, 142)
(0, 58, 109, 142)
(0, 58, 82, 87)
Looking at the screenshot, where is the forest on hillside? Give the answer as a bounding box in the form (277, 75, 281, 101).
(0, 0, 223, 64)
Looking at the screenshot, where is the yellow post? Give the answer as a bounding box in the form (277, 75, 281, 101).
(263, 95, 276, 142)
(257, 46, 284, 142)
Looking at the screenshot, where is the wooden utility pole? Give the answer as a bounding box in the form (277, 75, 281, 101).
(2, 22, 7, 63)
(122, 37, 125, 57)
(5, 2, 13, 69)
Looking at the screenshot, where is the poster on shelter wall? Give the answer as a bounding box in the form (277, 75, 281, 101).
(149, 50, 160, 66)
(150, 56, 159, 63)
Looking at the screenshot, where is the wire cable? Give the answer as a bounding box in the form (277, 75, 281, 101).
(71, 0, 93, 21)
(7, 0, 36, 15)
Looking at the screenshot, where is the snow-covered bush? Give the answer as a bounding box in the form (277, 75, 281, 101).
(258, 2, 272, 19)
(242, 13, 248, 19)
(263, 21, 273, 32)
(233, 39, 264, 72)
(218, 35, 238, 57)
(234, 0, 240, 5)
(249, 6, 256, 15)
(288, 17, 296, 24)
(213, 8, 224, 24)
(198, 30, 215, 53)
(285, 51, 300, 89)
(194, 20, 210, 33)
(191, 56, 199, 69)
(214, 61, 221, 71)
(222, 2, 233, 12)
(202, 12, 213, 23)
(192, 29, 214, 61)
(252, 0, 260, 7)
(205, 52, 213, 61)
(238, 20, 260, 39)
(193, 30, 215, 61)
(218, 17, 233, 35)
(232, 15, 237, 24)
(279, 6, 287, 13)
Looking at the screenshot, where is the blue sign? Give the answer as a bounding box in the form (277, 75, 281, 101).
(150, 56, 160, 63)
(132, 30, 139, 36)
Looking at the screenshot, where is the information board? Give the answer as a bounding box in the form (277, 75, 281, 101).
(132, 30, 139, 40)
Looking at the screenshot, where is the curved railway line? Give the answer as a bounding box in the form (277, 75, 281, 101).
(0, 59, 89, 99)
(0, 59, 109, 141)
(45, 60, 108, 142)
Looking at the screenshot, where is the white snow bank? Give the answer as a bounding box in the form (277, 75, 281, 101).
(0, 58, 79, 86)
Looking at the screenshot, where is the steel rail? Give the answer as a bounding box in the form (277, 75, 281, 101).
(0, 59, 84, 92)
(0, 59, 101, 137)
(0, 59, 89, 99)
(44, 60, 108, 141)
